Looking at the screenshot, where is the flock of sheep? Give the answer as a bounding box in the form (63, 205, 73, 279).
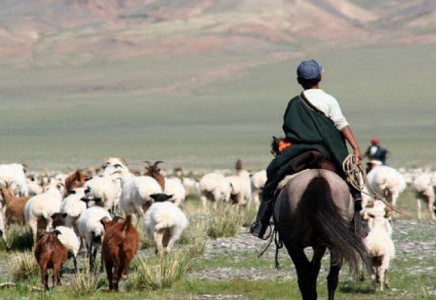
(0, 158, 435, 293)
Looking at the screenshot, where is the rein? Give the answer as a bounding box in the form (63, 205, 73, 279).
(257, 227, 283, 270)
(342, 154, 404, 214)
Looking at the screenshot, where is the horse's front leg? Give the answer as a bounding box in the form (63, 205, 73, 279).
(327, 248, 343, 300)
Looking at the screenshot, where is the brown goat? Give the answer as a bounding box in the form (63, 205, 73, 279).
(51, 213, 67, 228)
(0, 187, 31, 226)
(143, 161, 165, 190)
(34, 230, 68, 290)
(100, 215, 139, 292)
(64, 170, 87, 193)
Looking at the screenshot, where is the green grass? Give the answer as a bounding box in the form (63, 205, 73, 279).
(1, 198, 436, 299)
(0, 43, 435, 171)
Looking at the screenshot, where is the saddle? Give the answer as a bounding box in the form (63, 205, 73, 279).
(286, 150, 337, 174)
(274, 150, 338, 197)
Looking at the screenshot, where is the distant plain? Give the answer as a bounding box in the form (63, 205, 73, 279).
(1, 42, 435, 171)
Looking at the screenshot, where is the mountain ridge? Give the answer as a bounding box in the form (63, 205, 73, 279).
(0, 0, 435, 66)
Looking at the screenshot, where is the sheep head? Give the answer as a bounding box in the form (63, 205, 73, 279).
(150, 193, 173, 203)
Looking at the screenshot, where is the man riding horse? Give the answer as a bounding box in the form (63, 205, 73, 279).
(250, 59, 364, 239)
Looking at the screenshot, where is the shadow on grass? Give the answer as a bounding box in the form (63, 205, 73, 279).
(4, 225, 33, 252)
(339, 280, 374, 295)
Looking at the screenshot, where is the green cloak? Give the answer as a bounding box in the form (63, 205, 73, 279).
(263, 93, 350, 198)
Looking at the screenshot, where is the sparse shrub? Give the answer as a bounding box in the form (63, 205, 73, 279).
(133, 216, 152, 250)
(4, 224, 33, 251)
(241, 202, 257, 227)
(67, 267, 106, 296)
(8, 252, 39, 281)
(126, 251, 190, 291)
(206, 204, 244, 238)
(179, 216, 208, 257)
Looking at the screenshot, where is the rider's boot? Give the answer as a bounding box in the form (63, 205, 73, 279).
(250, 198, 273, 239)
(350, 187, 367, 237)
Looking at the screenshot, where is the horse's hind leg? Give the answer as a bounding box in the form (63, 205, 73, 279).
(327, 250, 343, 300)
(311, 246, 326, 298)
(284, 240, 317, 300)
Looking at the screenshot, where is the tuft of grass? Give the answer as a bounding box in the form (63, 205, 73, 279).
(8, 252, 40, 281)
(126, 251, 190, 291)
(67, 267, 106, 297)
(3, 224, 33, 252)
(206, 204, 244, 238)
(241, 202, 258, 227)
(132, 215, 152, 250)
(179, 216, 209, 257)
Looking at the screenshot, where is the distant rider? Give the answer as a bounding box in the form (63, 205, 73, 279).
(365, 138, 389, 165)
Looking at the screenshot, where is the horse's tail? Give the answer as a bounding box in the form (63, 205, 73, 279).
(300, 175, 367, 272)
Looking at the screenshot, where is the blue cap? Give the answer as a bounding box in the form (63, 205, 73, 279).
(297, 60, 323, 79)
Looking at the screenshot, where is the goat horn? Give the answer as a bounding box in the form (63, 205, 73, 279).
(154, 161, 164, 167)
(143, 161, 152, 167)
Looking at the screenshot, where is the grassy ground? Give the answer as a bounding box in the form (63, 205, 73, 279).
(0, 186, 435, 299)
(0, 43, 435, 171)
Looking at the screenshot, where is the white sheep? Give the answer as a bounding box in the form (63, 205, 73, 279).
(143, 199, 188, 255)
(54, 225, 80, 272)
(226, 170, 252, 206)
(164, 177, 186, 207)
(77, 206, 112, 270)
(60, 187, 87, 235)
(250, 170, 267, 207)
(182, 177, 200, 198)
(361, 201, 395, 291)
(411, 172, 436, 220)
(199, 172, 232, 212)
(24, 183, 65, 244)
(0, 163, 29, 196)
(364, 165, 406, 217)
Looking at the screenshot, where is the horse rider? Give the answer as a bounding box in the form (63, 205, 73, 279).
(250, 59, 364, 239)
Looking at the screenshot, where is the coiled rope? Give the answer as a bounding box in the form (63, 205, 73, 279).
(342, 154, 403, 214)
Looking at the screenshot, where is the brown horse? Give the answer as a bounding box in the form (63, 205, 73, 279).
(273, 169, 367, 300)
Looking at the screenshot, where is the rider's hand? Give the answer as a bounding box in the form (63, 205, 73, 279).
(354, 148, 362, 163)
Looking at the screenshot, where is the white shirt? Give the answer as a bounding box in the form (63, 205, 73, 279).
(302, 89, 349, 131)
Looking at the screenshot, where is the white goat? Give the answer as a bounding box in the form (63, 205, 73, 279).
(226, 170, 252, 206)
(26, 177, 43, 196)
(77, 206, 112, 270)
(199, 172, 231, 212)
(250, 170, 267, 207)
(364, 165, 406, 217)
(82, 176, 119, 216)
(54, 225, 80, 272)
(24, 183, 65, 244)
(0, 163, 29, 196)
(182, 177, 200, 198)
(361, 201, 395, 291)
(164, 177, 186, 207)
(0, 202, 8, 251)
(60, 188, 87, 235)
(412, 172, 436, 220)
(115, 170, 162, 216)
(143, 200, 188, 256)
